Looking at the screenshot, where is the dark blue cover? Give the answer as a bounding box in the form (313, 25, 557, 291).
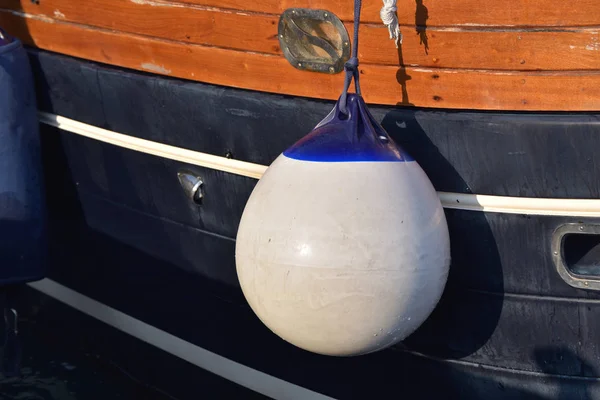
(0, 33, 46, 284)
(283, 94, 414, 162)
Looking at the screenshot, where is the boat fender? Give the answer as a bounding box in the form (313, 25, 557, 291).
(235, 1, 450, 356)
(0, 30, 47, 286)
(0, 28, 46, 377)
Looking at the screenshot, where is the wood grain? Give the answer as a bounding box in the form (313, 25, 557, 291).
(2, 11, 598, 111)
(0, 0, 283, 54)
(2, 0, 599, 71)
(161, 0, 600, 26)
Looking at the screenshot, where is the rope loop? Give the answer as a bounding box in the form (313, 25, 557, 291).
(339, 0, 363, 115)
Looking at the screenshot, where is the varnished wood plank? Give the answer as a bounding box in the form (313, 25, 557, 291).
(364, 29, 600, 71)
(2, 0, 599, 71)
(2, 12, 599, 111)
(0, 0, 283, 55)
(163, 0, 600, 26)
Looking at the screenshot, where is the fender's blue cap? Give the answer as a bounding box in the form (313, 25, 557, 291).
(283, 94, 414, 163)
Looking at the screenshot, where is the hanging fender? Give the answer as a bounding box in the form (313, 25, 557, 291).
(0, 29, 47, 286)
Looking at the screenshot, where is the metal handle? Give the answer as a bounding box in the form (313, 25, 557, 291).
(278, 8, 350, 74)
(552, 223, 600, 290)
(177, 170, 203, 205)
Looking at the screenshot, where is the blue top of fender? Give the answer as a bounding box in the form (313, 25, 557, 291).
(283, 94, 414, 162)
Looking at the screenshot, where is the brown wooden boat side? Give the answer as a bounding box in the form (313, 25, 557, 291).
(3, 0, 600, 71)
(3, 11, 599, 111)
(158, 0, 600, 27)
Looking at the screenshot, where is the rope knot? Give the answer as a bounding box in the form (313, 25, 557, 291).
(339, 0, 362, 114)
(380, 0, 402, 48)
(344, 57, 359, 72)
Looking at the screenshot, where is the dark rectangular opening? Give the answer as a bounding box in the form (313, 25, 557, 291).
(563, 233, 600, 277)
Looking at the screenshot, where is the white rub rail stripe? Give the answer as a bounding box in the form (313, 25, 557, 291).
(27, 278, 334, 400)
(439, 192, 600, 217)
(38, 112, 267, 179)
(40, 112, 600, 217)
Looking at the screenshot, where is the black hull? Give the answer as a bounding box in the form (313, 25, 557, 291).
(31, 48, 600, 399)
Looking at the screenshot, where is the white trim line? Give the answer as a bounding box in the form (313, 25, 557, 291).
(38, 112, 267, 179)
(39, 112, 600, 217)
(27, 278, 334, 400)
(438, 192, 600, 217)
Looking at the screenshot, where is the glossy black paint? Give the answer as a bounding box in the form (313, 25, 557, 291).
(32, 49, 600, 399)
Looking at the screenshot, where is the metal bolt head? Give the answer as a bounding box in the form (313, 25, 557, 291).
(580, 226, 585, 231)
(324, 12, 328, 17)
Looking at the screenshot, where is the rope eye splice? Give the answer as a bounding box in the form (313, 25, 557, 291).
(235, 0, 450, 357)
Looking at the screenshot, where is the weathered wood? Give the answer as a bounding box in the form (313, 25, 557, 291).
(163, 0, 600, 26)
(2, 12, 598, 111)
(364, 29, 600, 71)
(0, 0, 284, 55)
(2, 0, 599, 71)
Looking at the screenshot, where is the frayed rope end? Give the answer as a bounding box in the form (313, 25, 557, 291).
(380, 0, 402, 48)
(388, 25, 402, 48)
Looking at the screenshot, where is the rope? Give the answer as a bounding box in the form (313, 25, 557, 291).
(380, 0, 401, 48)
(339, 0, 362, 114)
(339, 0, 400, 113)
